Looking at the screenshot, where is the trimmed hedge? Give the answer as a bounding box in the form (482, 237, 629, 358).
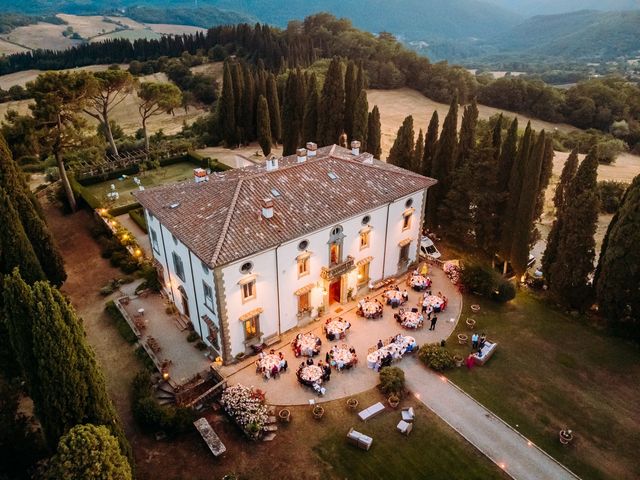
(108, 202, 141, 217)
(105, 300, 138, 344)
(129, 207, 148, 233)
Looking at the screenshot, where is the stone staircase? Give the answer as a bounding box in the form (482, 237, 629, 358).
(154, 381, 176, 406)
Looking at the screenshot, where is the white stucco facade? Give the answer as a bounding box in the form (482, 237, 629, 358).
(142, 188, 428, 362)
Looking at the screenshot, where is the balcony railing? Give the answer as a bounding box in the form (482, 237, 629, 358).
(320, 255, 355, 281)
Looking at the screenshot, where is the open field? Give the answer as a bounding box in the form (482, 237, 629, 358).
(56, 13, 119, 39)
(0, 39, 28, 56)
(82, 162, 202, 209)
(90, 28, 163, 43)
(445, 292, 640, 480)
(0, 64, 129, 90)
(0, 22, 82, 51)
(146, 23, 207, 35)
(190, 61, 224, 78)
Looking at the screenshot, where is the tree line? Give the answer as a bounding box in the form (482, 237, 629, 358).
(215, 56, 381, 157)
(2, 14, 636, 149)
(0, 134, 133, 478)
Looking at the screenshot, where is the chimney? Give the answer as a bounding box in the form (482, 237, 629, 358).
(306, 142, 318, 157)
(266, 155, 279, 171)
(362, 153, 374, 164)
(261, 197, 274, 219)
(296, 148, 307, 163)
(351, 140, 361, 156)
(194, 168, 208, 183)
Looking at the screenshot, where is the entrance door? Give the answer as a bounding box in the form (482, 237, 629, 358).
(329, 279, 341, 304)
(178, 286, 190, 317)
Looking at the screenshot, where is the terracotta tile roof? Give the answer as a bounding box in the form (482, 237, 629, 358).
(134, 145, 436, 268)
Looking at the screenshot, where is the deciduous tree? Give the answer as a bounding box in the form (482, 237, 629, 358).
(28, 71, 98, 212)
(84, 68, 134, 157)
(137, 82, 181, 152)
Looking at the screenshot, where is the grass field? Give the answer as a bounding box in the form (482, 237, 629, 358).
(445, 292, 640, 480)
(81, 161, 199, 208)
(56, 13, 119, 39)
(1, 22, 82, 51)
(146, 23, 206, 35)
(0, 39, 28, 55)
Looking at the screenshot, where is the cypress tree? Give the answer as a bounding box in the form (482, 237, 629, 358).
(0, 189, 45, 284)
(413, 129, 424, 173)
(547, 152, 599, 309)
(510, 131, 546, 277)
(455, 98, 478, 169)
(387, 115, 414, 170)
(218, 61, 237, 147)
(0, 136, 65, 286)
(422, 111, 439, 177)
(491, 114, 503, 160)
(302, 73, 319, 143)
(542, 149, 579, 283)
(594, 174, 640, 339)
(355, 61, 366, 93)
(344, 61, 357, 141)
(318, 57, 345, 146)
(498, 121, 532, 264)
(266, 74, 281, 143)
(428, 95, 458, 228)
(230, 62, 244, 144)
(496, 117, 518, 194)
(532, 136, 555, 223)
(352, 90, 368, 148)
(366, 105, 382, 159)
(257, 95, 272, 157)
(282, 70, 305, 156)
(295, 68, 307, 139)
(3, 274, 131, 459)
(240, 62, 255, 142)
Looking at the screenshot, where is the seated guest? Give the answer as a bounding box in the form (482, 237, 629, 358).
(271, 364, 279, 377)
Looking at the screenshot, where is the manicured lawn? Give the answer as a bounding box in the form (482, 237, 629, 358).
(446, 291, 640, 480)
(313, 392, 507, 480)
(82, 162, 198, 208)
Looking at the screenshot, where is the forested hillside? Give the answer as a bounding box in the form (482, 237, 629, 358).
(489, 10, 640, 60)
(486, 0, 640, 16)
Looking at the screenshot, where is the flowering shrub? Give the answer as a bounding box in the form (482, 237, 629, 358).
(444, 262, 461, 285)
(220, 384, 268, 438)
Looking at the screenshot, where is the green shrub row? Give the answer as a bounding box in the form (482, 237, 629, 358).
(104, 300, 138, 344)
(131, 371, 195, 437)
(129, 207, 148, 233)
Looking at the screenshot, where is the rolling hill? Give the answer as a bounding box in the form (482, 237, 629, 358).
(485, 0, 640, 16)
(489, 10, 640, 60)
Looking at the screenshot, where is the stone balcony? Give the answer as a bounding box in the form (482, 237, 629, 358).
(320, 255, 355, 281)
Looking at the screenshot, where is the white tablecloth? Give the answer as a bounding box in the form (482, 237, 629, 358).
(330, 346, 355, 368)
(296, 333, 321, 356)
(299, 365, 323, 384)
(366, 335, 416, 369)
(258, 354, 281, 377)
(325, 319, 351, 337)
(425, 295, 444, 309)
(385, 290, 403, 301)
(400, 311, 423, 329)
(410, 274, 430, 288)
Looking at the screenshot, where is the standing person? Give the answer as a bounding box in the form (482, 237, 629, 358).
(471, 332, 479, 349)
(429, 315, 438, 331)
(421, 296, 429, 313)
(377, 339, 384, 349)
(479, 333, 486, 349)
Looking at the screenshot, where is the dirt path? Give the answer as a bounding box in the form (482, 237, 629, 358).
(42, 197, 140, 432)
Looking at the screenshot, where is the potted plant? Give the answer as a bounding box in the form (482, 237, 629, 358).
(246, 421, 261, 439)
(346, 398, 359, 410)
(278, 408, 291, 423)
(387, 394, 400, 408)
(466, 317, 476, 329)
(453, 354, 464, 367)
(312, 405, 324, 420)
(559, 428, 573, 445)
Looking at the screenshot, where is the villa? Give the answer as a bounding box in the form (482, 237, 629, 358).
(135, 142, 436, 363)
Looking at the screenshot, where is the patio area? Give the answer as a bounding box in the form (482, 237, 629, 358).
(218, 263, 463, 405)
(116, 288, 212, 386)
